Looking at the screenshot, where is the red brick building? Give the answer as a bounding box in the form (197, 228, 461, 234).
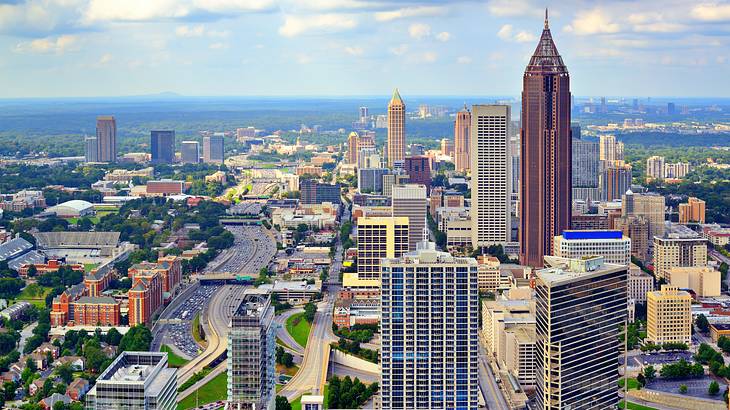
(72, 297, 120, 326)
(128, 274, 162, 327)
(19, 260, 83, 278)
(145, 180, 184, 196)
(84, 267, 113, 297)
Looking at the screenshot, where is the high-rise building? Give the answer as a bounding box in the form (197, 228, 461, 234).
(387, 88, 406, 167)
(646, 156, 665, 180)
(646, 285, 691, 346)
(678, 197, 706, 224)
(454, 105, 471, 172)
(181, 141, 200, 164)
(403, 156, 431, 193)
(520, 13, 572, 267)
(85, 137, 98, 163)
(359, 106, 369, 122)
(664, 162, 691, 179)
(599, 134, 624, 165)
(380, 242, 479, 409)
(358, 168, 389, 193)
(600, 163, 632, 201)
(150, 130, 175, 164)
(553, 230, 631, 266)
(614, 215, 650, 262)
(471, 105, 511, 248)
(535, 256, 627, 410)
(440, 138, 454, 157)
(622, 192, 665, 239)
(96, 116, 117, 163)
(203, 135, 224, 163)
(654, 224, 708, 282)
(667, 102, 676, 116)
(228, 290, 275, 410)
(391, 184, 427, 251)
(350, 217, 409, 287)
(571, 132, 600, 200)
(358, 132, 376, 152)
(86, 352, 177, 409)
(347, 131, 359, 164)
(358, 147, 381, 169)
(300, 180, 341, 205)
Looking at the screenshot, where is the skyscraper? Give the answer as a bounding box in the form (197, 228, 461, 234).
(351, 216, 410, 287)
(387, 88, 406, 167)
(535, 256, 627, 409)
(151, 130, 175, 164)
(380, 242, 479, 409)
(85, 137, 98, 163)
(203, 135, 224, 163)
(403, 156, 431, 193)
(96, 116, 117, 163)
(347, 131, 359, 164)
(646, 155, 665, 180)
(181, 141, 200, 164)
(440, 138, 454, 157)
(599, 134, 624, 165)
(392, 184, 427, 251)
(471, 105, 511, 248)
(454, 105, 472, 173)
(600, 163, 632, 201)
(622, 191, 666, 239)
(520, 11, 572, 267)
(571, 129, 600, 200)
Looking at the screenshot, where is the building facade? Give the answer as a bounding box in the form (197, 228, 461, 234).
(96, 116, 117, 163)
(181, 141, 200, 164)
(571, 135, 600, 200)
(404, 156, 431, 194)
(646, 156, 665, 180)
(300, 180, 341, 205)
(203, 135, 224, 163)
(653, 225, 708, 282)
(391, 184, 427, 251)
(150, 130, 175, 164)
(646, 285, 691, 345)
(387, 89, 406, 167)
(352, 217, 409, 286)
(454, 105, 471, 172)
(678, 197, 706, 224)
(600, 163, 632, 201)
(553, 230, 631, 266)
(622, 192, 665, 239)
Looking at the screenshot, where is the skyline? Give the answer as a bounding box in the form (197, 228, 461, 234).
(1, 0, 730, 98)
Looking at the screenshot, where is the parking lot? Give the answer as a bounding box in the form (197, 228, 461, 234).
(647, 377, 728, 401)
(631, 351, 693, 367)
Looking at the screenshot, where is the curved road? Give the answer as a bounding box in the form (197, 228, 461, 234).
(274, 308, 305, 354)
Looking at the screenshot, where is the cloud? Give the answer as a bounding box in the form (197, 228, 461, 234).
(279, 13, 357, 37)
(415, 51, 437, 63)
(435, 31, 450, 42)
(456, 56, 472, 64)
(514, 30, 535, 42)
(408, 23, 430, 40)
(15, 34, 79, 54)
(176, 25, 206, 37)
(344, 46, 363, 56)
(389, 44, 408, 56)
(487, 0, 542, 17)
(497, 24, 534, 42)
(98, 53, 113, 65)
(692, 3, 730, 21)
(497, 24, 513, 40)
(209, 42, 228, 49)
(374, 5, 446, 22)
(564, 8, 620, 35)
(83, 0, 276, 23)
(296, 53, 313, 64)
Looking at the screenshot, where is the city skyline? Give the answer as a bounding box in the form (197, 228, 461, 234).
(2, 1, 730, 98)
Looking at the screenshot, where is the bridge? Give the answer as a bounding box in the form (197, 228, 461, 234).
(198, 272, 255, 285)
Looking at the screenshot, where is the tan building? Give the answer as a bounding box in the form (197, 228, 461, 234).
(96, 116, 117, 163)
(668, 266, 721, 297)
(477, 256, 507, 293)
(391, 184, 427, 251)
(628, 265, 654, 303)
(345, 216, 409, 288)
(296, 165, 324, 177)
(678, 197, 706, 224)
(654, 225, 708, 282)
(453, 105, 471, 173)
(646, 285, 692, 345)
(440, 138, 454, 157)
(614, 215, 650, 262)
(346, 132, 359, 164)
(387, 89, 405, 167)
(622, 191, 665, 239)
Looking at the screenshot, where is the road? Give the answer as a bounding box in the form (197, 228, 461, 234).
(18, 322, 38, 353)
(274, 308, 305, 354)
(710, 249, 730, 290)
(478, 345, 510, 410)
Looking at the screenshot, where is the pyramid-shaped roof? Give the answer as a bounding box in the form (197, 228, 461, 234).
(525, 9, 568, 74)
(389, 88, 404, 106)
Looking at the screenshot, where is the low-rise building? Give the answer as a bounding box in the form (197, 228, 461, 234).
(646, 285, 692, 345)
(19, 259, 84, 278)
(628, 265, 654, 303)
(553, 230, 631, 266)
(669, 266, 721, 298)
(258, 280, 321, 305)
(333, 297, 379, 329)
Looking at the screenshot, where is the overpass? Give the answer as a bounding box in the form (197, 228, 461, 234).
(198, 273, 255, 285)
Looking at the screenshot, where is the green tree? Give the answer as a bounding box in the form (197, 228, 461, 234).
(118, 325, 152, 352)
(304, 302, 317, 323)
(679, 384, 688, 394)
(275, 395, 291, 410)
(710, 381, 721, 396)
(56, 362, 74, 384)
(696, 314, 710, 333)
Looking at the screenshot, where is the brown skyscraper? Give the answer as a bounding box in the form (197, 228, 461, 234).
(347, 131, 359, 164)
(387, 88, 405, 167)
(96, 116, 117, 163)
(454, 105, 471, 173)
(519, 11, 572, 267)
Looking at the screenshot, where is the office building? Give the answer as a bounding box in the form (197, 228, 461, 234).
(553, 230, 631, 266)
(351, 217, 409, 287)
(572, 134, 600, 200)
(520, 14, 572, 268)
(614, 215, 650, 262)
(150, 130, 175, 164)
(668, 266, 721, 297)
(440, 138, 454, 157)
(403, 156, 431, 193)
(391, 184, 427, 251)
(678, 197, 705, 224)
(454, 105, 471, 172)
(86, 352, 177, 409)
(622, 192, 665, 239)
(629, 267, 654, 303)
(228, 290, 275, 410)
(300, 180, 341, 205)
(667, 102, 676, 116)
(203, 135, 224, 163)
(181, 141, 200, 164)
(358, 168, 389, 194)
(535, 256, 627, 409)
(347, 132, 359, 164)
(380, 242, 479, 409)
(382, 173, 409, 197)
(654, 224, 708, 282)
(646, 285, 691, 345)
(96, 116, 117, 163)
(471, 105, 511, 249)
(387, 88, 406, 167)
(600, 163, 632, 201)
(646, 156, 665, 180)
(358, 148, 381, 169)
(85, 137, 98, 163)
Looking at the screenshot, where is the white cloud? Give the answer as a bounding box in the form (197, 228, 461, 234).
(408, 23, 430, 40)
(389, 44, 408, 56)
(296, 53, 313, 64)
(208, 29, 231, 38)
(289, 0, 372, 11)
(692, 3, 730, 21)
(176, 25, 206, 37)
(456, 56, 472, 64)
(564, 9, 620, 35)
(436, 31, 451, 42)
(84, 0, 275, 23)
(98, 53, 113, 65)
(279, 13, 357, 37)
(633, 22, 686, 33)
(487, 0, 542, 17)
(497, 25, 534, 42)
(15, 34, 79, 54)
(497, 24, 513, 40)
(416, 51, 437, 63)
(344, 46, 363, 56)
(209, 42, 229, 49)
(374, 6, 446, 22)
(514, 31, 535, 43)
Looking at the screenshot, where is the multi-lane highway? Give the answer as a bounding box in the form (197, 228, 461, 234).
(203, 226, 276, 275)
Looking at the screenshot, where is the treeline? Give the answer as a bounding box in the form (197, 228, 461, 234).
(327, 375, 379, 409)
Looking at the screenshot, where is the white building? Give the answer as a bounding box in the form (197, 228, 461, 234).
(553, 230, 631, 266)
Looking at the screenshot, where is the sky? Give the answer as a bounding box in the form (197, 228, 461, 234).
(1, 0, 730, 98)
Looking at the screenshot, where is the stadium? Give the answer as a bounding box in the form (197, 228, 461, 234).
(32, 232, 136, 264)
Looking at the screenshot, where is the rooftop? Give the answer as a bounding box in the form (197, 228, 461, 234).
(537, 256, 625, 287)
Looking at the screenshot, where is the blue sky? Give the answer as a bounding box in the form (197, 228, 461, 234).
(1, 0, 730, 98)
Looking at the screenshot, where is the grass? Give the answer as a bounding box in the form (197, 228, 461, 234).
(276, 384, 283, 393)
(192, 313, 207, 348)
(618, 378, 641, 390)
(177, 371, 227, 410)
(285, 312, 312, 348)
(290, 395, 302, 410)
(16, 285, 52, 308)
(84, 263, 99, 273)
(276, 336, 293, 351)
(276, 363, 300, 377)
(160, 345, 190, 368)
(618, 400, 658, 410)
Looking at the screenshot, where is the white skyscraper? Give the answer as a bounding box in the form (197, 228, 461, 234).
(471, 105, 511, 248)
(392, 184, 427, 251)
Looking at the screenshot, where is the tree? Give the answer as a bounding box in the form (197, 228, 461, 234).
(275, 396, 291, 410)
(105, 328, 122, 346)
(710, 381, 721, 396)
(56, 362, 74, 384)
(636, 373, 646, 387)
(304, 302, 317, 323)
(282, 352, 294, 368)
(679, 384, 688, 394)
(119, 325, 152, 352)
(696, 314, 710, 333)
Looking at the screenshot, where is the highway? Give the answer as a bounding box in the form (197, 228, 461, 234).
(478, 345, 510, 410)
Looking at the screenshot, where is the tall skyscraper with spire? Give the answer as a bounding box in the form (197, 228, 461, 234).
(387, 88, 406, 167)
(519, 10, 572, 267)
(454, 105, 471, 172)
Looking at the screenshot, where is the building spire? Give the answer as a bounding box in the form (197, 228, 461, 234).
(544, 8, 549, 29)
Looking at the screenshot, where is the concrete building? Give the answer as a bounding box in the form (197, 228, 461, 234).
(382, 173, 409, 197)
(85, 137, 98, 163)
(203, 135, 224, 163)
(622, 191, 665, 239)
(387, 88, 406, 167)
(646, 156, 665, 180)
(654, 224, 708, 282)
(678, 197, 706, 224)
(477, 256, 506, 293)
(614, 215, 650, 262)
(391, 184, 427, 251)
(471, 104, 511, 249)
(664, 162, 691, 179)
(629, 266, 654, 303)
(646, 285, 692, 345)
(347, 131, 359, 164)
(86, 352, 177, 409)
(535, 256, 628, 410)
(150, 130, 175, 164)
(599, 134, 624, 164)
(358, 168, 389, 194)
(349, 217, 409, 288)
(96, 116, 117, 163)
(300, 180, 341, 205)
(404, 156, 431, 193)
(668, 266, 721, 297)
(454, 105, 471, 173)
(553, 230, 631, 266)
(181, 141, 200, 164)
(600, 163, 632, 201)
(380, 242, 479, 409)
(572, 135, 600, 201)
(228, 290, 275, 410)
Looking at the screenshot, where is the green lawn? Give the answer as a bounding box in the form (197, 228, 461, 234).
(192, 313, 207, 347)
(160, 345, 190, 368)
(84, 263, 99, 273)
(286, 313, 312, 348)
(618, 378, 641, 390)
(177, 371, 227, 410)
(16, 285, 52, 308)
(618, 400, 658, 410)
(290, 395, 302, 410)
